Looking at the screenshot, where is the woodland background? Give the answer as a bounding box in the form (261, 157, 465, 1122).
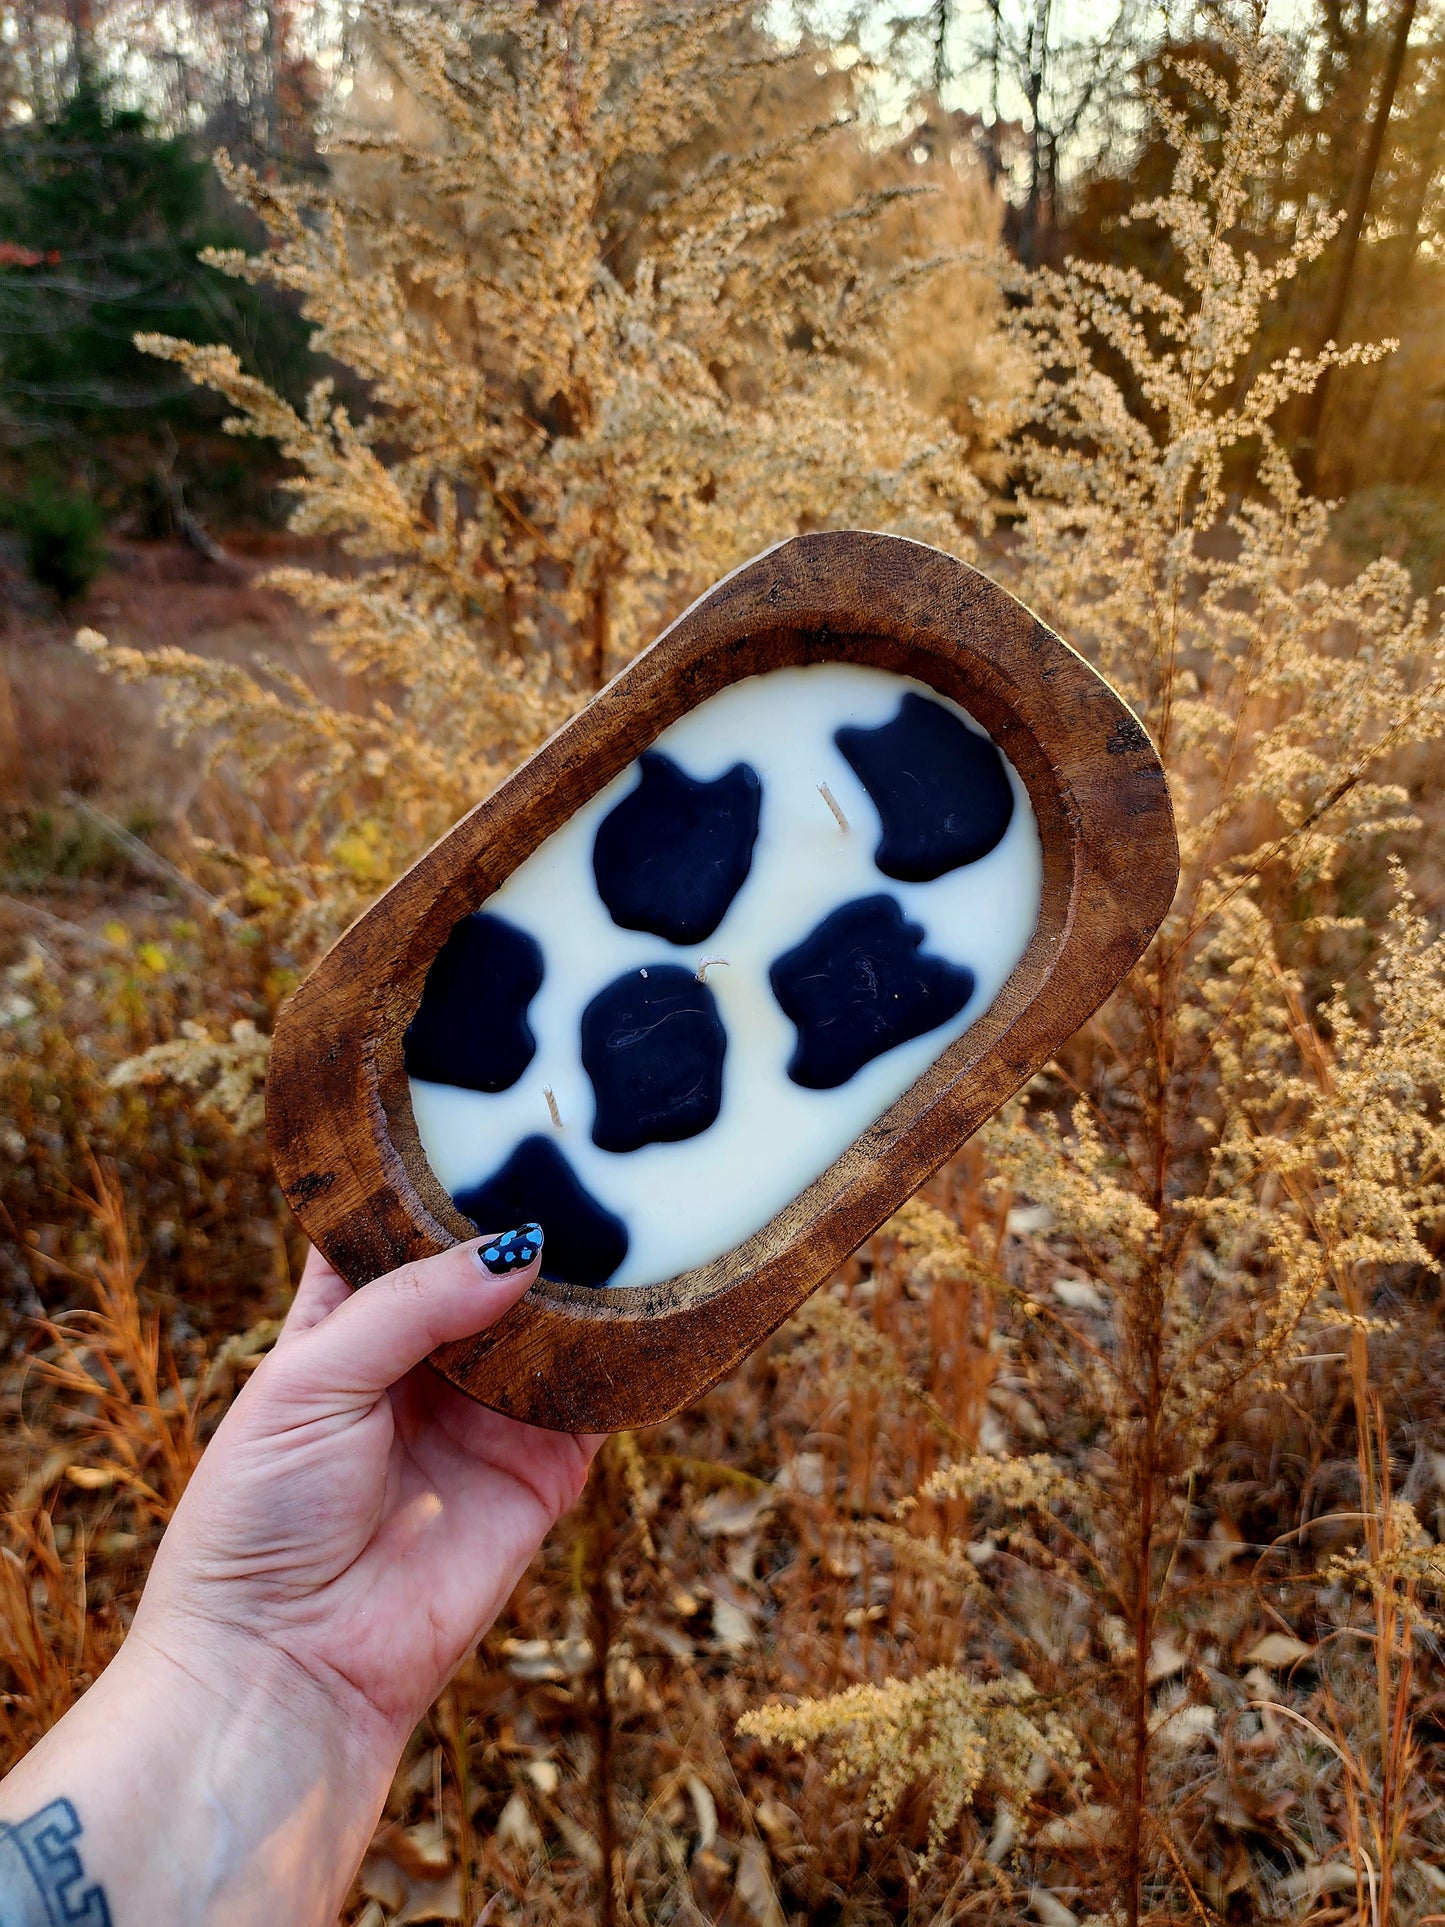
(3, 2, 1445, 1922)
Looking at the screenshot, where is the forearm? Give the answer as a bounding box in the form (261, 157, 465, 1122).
(0, 1629, 398, 1926)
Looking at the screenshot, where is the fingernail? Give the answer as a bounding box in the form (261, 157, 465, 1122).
(475, 1224, 544, 1276)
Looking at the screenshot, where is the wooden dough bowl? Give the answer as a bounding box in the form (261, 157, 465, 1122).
(266, 531, 1179, 1432)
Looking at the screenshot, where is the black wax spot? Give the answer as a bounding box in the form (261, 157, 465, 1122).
(454, 1136, 629, 1289)
(582, 964, 726, 1153)
(593, 750, 762, 945)
(403, 911, 544, 1094)
(769, 894, 975, 1090)
(836, 691, 1014, 882)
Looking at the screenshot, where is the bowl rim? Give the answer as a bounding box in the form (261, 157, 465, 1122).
(265, 530, 1178, 1430)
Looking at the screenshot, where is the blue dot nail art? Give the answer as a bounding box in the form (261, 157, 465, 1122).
(478, 1224, 546, 1276)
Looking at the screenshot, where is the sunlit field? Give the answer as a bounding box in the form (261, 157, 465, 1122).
(4, 4, 1445, 1920)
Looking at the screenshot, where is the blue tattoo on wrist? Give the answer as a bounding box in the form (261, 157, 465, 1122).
(0, 1799, 111, 1926)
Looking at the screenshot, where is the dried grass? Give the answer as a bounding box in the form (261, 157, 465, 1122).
(3, 7, 1445, 1924)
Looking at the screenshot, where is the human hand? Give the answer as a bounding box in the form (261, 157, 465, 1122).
(137, 1231, 599, 1743)
(0, 1230, 597, 1927)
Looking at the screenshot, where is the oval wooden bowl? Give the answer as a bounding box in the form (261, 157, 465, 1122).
(266, 531, 1178, 1431)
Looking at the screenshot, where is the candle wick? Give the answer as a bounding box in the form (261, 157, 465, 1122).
(543, 1085, 563, 1129)
(818, 782, 849, 832)
(695, 957, 730, 983)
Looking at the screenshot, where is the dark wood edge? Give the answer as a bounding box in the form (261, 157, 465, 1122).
(266, 531, 1178, 1431)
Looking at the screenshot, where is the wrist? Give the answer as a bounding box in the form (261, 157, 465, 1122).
(1, 1616, 402, 1926)
(124, 1599, 405, 1783)
(120, 1609, 404, 1877)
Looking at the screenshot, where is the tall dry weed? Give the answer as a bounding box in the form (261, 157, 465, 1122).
(1, 1164, 277, 1757)
(72, 0, 1009, 987)
(744, 19, 1445, 1922)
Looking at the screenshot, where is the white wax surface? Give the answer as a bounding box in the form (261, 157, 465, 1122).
(410, 663, 1043, 1289)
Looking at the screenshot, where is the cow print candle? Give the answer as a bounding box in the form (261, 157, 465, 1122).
(407, 663, 1043, 1290)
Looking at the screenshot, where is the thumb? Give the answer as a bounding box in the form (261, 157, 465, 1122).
(276, 1224, 544, 1402)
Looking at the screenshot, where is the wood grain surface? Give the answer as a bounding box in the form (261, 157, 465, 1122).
(266, 532, 1179, 1431)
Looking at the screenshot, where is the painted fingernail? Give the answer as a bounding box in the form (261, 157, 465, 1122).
(476, 1223, 544, 1276)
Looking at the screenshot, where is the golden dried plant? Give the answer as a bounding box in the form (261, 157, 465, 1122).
(74, 0, 1009, 1001)
(746, 16, 1445, 1918)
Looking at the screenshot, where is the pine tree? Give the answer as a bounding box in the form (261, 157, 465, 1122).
(0, 73, 306, 470)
